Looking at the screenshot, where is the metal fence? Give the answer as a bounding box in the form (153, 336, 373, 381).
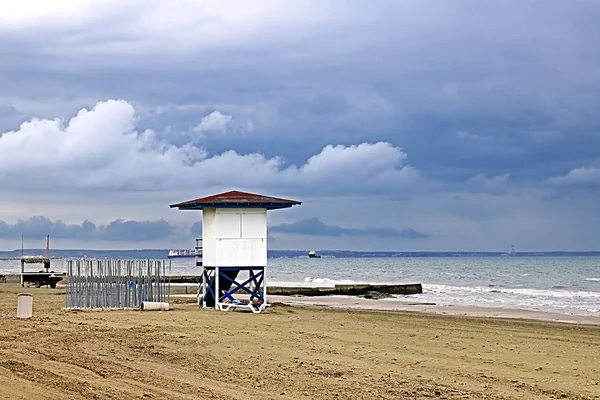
(65, 259, 170, 310)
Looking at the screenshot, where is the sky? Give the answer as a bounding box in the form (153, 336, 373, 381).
(1, 0, 599, 252)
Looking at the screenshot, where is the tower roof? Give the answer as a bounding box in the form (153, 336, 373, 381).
(170, 190, 301, 210)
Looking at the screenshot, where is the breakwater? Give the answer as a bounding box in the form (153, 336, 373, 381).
(268, 283, 422, 296)
(2, 274, 422, 296)
(159, 277, 422, 296)
(163, 277, 423, 296)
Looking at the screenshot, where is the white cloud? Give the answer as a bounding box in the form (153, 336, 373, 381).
(294, 143, 420, 191)
(0, 1, 338, 59)
(192, 110, 233, 136)
(0, 0, 91, 28)
(547, 167, 600, 186)
(0, 100, 422, 195)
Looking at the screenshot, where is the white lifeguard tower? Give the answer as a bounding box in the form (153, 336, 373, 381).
(170, 190, 301, 312)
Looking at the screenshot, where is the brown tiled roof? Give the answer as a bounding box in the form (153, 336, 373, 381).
(170, 190, 301, 210)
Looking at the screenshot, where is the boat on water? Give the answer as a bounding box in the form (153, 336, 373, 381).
(501, 245, 517, 257)
(167, 249, 197, 259)
(308, 249, 321, 258)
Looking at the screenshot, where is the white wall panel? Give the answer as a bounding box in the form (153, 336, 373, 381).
(241, 212, 267, 239)
(203, 207, 269, 267)
(215, 238, 267, 266)
(215, 213, 241, 239)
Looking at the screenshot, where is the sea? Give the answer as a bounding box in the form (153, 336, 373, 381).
(2, 256, 599, 317)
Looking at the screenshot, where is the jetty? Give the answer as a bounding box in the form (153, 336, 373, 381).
(0, 273, 423, 297)
(268, 283, 422, 296)
(161, 276, 422, 296)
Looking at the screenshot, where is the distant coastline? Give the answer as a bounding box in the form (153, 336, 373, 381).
(2, 249, 600, 259)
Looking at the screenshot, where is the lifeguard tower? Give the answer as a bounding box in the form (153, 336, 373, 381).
(170, 190, 301, 312)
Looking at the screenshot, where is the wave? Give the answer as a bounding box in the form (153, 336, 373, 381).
(422, 283, 600, 298)
(271, 277, 409, 287)
(270, 277, 364, 287)
(268, 280, 600, 316)
(409, 283, 600, 316)
(585, 278, 600, 282)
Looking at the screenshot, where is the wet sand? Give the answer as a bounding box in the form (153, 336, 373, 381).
(1, 284, 599, 399)
(268, 294, 600, 326)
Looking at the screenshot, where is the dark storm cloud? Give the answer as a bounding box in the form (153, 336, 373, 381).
(271, 218, 428, 239)
(0, 216, 175, 241)
(2, 1, 598, 185)
(101, 219, 175, 241)
(0, 0, 593, 189)
(191, 217, 428, 239)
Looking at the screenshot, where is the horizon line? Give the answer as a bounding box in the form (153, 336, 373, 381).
(2, 248, 600, 254)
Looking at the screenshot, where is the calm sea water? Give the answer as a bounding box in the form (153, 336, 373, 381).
(3, 256, 599, 316)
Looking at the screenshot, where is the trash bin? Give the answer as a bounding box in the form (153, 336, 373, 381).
(17, 293, 33, 318)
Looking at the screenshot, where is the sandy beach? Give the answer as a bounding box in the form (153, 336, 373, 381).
(1, 284, 600, 400)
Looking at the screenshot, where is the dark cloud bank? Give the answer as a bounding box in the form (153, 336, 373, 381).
(0, 216, 427, 242)
(270, 217, 427, 239)
(0, 216, 174, 242)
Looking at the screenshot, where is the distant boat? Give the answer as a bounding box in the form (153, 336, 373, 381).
(502, 245, 517, 257)
(308, 249, 321, 258)
(167, 250, 197, 259)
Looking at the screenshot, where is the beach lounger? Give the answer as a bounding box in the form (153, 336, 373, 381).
(218, 290, 269, 313)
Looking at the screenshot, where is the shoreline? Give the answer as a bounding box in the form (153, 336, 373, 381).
(174, 292, 600, 326)
(3, 270, 599, 324)
(266, 294, 600, 325)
